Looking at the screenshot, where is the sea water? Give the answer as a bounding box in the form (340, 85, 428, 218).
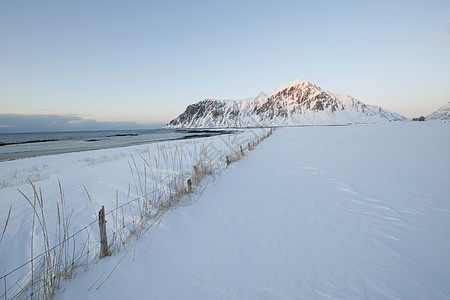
(0, 128, 215, 161)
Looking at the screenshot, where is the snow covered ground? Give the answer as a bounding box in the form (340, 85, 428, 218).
(2, 122, 450, 299)
(0, 129, 266, 298)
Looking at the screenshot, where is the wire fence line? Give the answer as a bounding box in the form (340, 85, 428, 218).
(0, 173, 174, 300)
(1, 127, 274, 300)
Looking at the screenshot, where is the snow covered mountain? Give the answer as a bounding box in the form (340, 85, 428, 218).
(166, 79, 406, 128)
(365, 104, 407, 122)
(427, 102, 450, 120)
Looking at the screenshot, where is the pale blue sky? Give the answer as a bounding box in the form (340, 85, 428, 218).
(1, 0, 449, 129)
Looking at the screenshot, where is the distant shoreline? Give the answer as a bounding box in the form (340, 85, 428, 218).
(0, 129, 236, 162)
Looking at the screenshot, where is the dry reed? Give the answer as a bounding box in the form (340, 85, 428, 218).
(3, 128, 275, 299)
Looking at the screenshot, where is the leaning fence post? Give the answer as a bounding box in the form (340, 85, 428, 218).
(226, 155, 230, 166)
(98, 206, 110, 258)
(187, 179, 192, 193)
(240, 145, 244, 156)
(4, 275, 7, 300)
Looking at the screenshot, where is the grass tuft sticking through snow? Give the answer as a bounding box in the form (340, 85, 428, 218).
(0, 205, 11, 248)
(14, 181, 89, 299)
(0, 164, 51, 189)
(2, 128, 275, 299)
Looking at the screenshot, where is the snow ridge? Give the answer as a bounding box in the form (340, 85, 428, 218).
(427, 101, 450, 120)
(166, 79, 406, 128)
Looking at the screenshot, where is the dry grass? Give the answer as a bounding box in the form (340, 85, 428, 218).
(0, 205, 11, 248)
(3, 128, 275, 299)
(12, 181, 90, 299)
(0, 164, 51, 189)
(77, 153, 127, 166)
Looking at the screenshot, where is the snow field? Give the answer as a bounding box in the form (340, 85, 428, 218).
(54, 121, 450, 299)
(0, 128, 270, 299)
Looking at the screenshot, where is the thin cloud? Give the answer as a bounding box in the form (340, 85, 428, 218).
(436, 19, 450, 44)
(0, 114, 162, 133)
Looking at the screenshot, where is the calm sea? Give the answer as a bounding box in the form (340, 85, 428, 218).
(0, 129, 220, 162)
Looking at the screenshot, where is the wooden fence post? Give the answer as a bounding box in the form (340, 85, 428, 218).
(187, 178, 192, 193)
(240, 145, 244, 156)
(226, 155, 230, 166)
(98, 206, 110, 258)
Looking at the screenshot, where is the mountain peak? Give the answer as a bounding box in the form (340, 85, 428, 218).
(427, 101, 450, 120)
(166, 78, 406, 128)
(440, 101, 450, 110)
(284, 78, 312, 86)
(269, 78, 315, 96)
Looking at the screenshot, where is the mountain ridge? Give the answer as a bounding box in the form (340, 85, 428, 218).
(166, 79, 406, 128)
(427, 101, 450, 120)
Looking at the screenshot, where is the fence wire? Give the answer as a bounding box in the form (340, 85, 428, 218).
(1, 128, 273, 300)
